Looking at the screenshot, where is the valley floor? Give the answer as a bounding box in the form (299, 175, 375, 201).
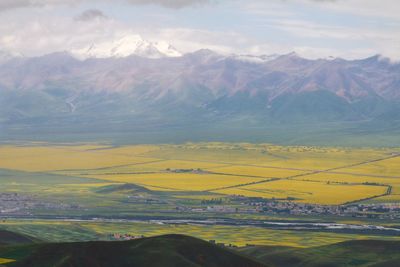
(0, 142, 399, 251)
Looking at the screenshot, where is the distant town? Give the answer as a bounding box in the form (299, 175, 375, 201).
(0, 193, 82, 216)
(180, 195, 400, 220)
(1, 192, 399, 221)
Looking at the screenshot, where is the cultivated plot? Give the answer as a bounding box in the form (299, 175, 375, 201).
(213, 180, 388, 205)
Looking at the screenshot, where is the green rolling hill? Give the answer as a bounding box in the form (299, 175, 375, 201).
(1, 234, 266, 267)
(237, 239, 400, 267)
(1, 231, 399, 267)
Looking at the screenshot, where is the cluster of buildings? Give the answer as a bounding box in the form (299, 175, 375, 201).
(209, 240, 238, 248)
(0, 193, 35, 214)
(176, 195, 400, 220)
(247, 199, 400, 219)
(0, 192, 81, 215)
(127, 195, 166, 204)
(166, 168, 208, 174)
(111, 233, 145, 241)
(177, 205, 257, 213)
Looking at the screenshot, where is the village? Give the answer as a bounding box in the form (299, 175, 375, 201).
(178, 196, 400, 220)
(0, 192, 82, 215)
(1, 191, 399, 221)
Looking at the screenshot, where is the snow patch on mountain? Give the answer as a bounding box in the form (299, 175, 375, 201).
(229, 54, 280, 64)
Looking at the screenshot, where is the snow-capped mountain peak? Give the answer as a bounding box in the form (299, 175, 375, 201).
(229, 54, 280, 64)
(71, 34, 182, 60)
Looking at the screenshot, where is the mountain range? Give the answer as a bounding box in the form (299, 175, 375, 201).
(0, 44, 399, 145)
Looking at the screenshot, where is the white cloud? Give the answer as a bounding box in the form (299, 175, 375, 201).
(74, 9, 108, 21)
(0, 0, 212, 11)
(267, 18, 397, 42)
(0, 0, 398, 60)
(242, 0, 400, 59)
(0, 0, 82, 11)
(0, 12, 127, 56)
(124, 0, 212, 9)
(299, 0, 400, 20)
(147, 28, 244, 54)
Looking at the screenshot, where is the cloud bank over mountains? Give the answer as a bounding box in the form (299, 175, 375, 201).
(0, 0, 212, 11)
(0, 0, 399, 60)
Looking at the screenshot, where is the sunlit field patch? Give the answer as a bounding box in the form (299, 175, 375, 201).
(293, 173, 398, 185)
(0, 258, 15, 264)
(140, 144, 399, 172)
(214, 180, 387, 205)
(97, 145, 161, 156)
(208, 165, 305, 178)
(0, 146, 158, 172)
(82, 159, 229, 174)
(340, 157, 400, 178)
(83, 173, 264, 191)
(141, 144, 279, 165)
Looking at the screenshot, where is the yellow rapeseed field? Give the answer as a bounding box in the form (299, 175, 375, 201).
(2, 143, 399, 205)
(214, 180, 387, 205)
(0, 258, 15, 264)
(340, 157, 400, 177)
(292, 173, 397, 185)
(85, 173, 263, 191)
(96, 145, 161, 156)
(88, 159, 229, 173)
(209, 165, 305, 178)
(0, 145, 158, 172)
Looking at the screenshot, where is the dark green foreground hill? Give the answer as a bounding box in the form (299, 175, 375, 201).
(238, 239, 400, 267)
(1, 234, 266, 267)
(0, 231, 38, 246)
(1, 230, 400, 267)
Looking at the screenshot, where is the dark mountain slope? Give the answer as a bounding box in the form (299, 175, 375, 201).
(237, 239, 400, 267)
(9, 234, 267, 267)
(0, 230, 37, 246)
(1, 231, 399, 267)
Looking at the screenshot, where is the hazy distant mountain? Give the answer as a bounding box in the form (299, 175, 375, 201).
(0, 50, 22, 64)
(0, 49, 399, 144)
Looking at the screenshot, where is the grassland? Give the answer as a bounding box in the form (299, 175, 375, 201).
(1, 220, 399, 248)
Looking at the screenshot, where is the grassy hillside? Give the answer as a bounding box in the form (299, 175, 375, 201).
(0, 230, 37, 246)
(0, 230, 399, 267)
(3, 235, 266, 267)
(237, 239, 400, 267)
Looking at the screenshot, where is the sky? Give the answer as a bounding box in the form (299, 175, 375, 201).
(0, 0, 399, 60)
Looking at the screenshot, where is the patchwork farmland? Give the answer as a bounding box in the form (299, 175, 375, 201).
(1, 143, 399, 205)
